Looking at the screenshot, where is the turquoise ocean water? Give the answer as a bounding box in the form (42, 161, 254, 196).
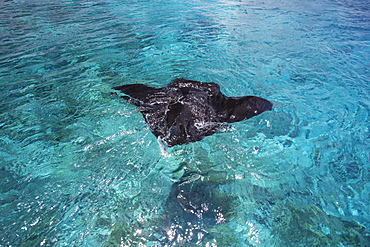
(1, 0, 369, 246)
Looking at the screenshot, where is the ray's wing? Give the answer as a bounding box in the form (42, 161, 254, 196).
(113, 84, 159, 104)
(169, 79, 273, 124)
(113, 83, 183, 144)
(216, 96, 273, 123)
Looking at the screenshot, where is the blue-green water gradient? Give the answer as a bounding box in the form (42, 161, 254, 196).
(1, 0, 369, 246)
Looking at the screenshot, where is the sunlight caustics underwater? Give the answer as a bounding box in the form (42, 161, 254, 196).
(0, 0, 369, 246)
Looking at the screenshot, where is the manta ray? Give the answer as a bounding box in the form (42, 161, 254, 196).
(113, 78, 272, 147)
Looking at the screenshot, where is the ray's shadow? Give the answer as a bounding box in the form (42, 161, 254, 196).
(161, 169, 238, 245)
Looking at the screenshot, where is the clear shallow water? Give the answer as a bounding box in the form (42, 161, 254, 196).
(0, 0, 369, 246)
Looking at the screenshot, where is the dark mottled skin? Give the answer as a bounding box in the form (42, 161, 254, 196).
(113, 78, 272, 146)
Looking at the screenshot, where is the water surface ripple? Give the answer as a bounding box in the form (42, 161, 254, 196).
(0, 0, 369, 246)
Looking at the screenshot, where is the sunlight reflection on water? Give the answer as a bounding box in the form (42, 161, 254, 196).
(0, 0, 369, 246)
